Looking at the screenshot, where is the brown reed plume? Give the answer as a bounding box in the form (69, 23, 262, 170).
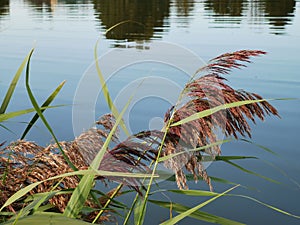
(0, 50, 279, 222)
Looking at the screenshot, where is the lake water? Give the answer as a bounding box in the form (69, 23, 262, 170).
(0, 0, 300, 224)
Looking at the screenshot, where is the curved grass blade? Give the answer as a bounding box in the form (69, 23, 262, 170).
(223, 159, 280, 184)
(63, 94, 134, 218)
(165, 189, 300, 219)
(171, 99, 269, 127)
(149, 200, 244, 225)
(94, 21, 144, 137)
(230, 194, 300, 219)
(24, 49, 76, 171)
(3, 213, 92, 225)
(215, 156, 257, 161)
(21, 80, 66, 139)
(94, 38, 130, 137)
(159, 185, 239, 225)
(0, 49, 33, 114)
(0, 123, 16, 135)
(0, 106, 61, 122)
(240, 138, 278, 156)
(158, 139, 231, 162)
(0, 168, 154, 212)
(171, 98, 294, 127)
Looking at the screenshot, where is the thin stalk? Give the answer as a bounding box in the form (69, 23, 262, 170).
(92, 184, 123, 223)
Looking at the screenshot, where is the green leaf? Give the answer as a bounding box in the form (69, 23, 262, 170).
(240, 138, 278, 156)
(159, 185, 239, 225)
(0, 123, 16, 135)
(229, 194, 300, 219)
(171, 99, 270, 127)
(215, 156, 257, 161)
(21, 80, 66, 139)
(0, 168, 155, 213)
(149, 200, 245, 225)
(168, 189, 219, 197)
(23, 49, 76, 171)
(3, 213, 92, 225)
(0, 49, 33, 114)
(63, 94, 133, 218)
(223, 160, 280, 184)
(94, 38, 130, 136)
(0, 106, 61, 123)
(209, 176, 246, 187)
(158, 139, 231, 162)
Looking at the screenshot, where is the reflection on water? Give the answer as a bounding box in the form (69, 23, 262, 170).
(256, 0, 296, 34)
(205, 0, 296, 34)
(0, 0, 9, 31)
(205, 0, 244, 16)
(173, 0, 195, 27)
(0, 0, 9, 18)
(0, 0, 297, 38)
(93, 0, 170, 43)
(24, 0, 92, 16)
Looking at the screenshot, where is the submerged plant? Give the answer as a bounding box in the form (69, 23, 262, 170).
(1, 49, 294, 225)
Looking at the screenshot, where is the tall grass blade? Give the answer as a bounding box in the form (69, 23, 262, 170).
(230, 194, 300, 219)
(240, 138, 278, 155)
(94, 39, 129, 136)
(0, 49, 33, 114)
(3, 213, 92, 225)
(159, 185, 239, 225)
(0, 106, 61, 122)
(21, 80, 66, 139)
(93, 21, 143, 136)
(0, 124, 16, 134)
(215, 156, 257, 161)
(158, 139, 231, 162)
(0, 168, 153, 212)
(149, 200, 244, 225)
(63, 94, 134, 218)
(223, 160, 280, 184)
(164, 190, 300, 219)
(162, 190, 300, 219)
(171, 99, 270, 127)
(23, 49, 76, 171)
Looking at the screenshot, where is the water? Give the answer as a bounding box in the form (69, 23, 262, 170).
(0, 0, 300, 224)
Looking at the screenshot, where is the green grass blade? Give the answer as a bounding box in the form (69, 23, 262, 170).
(94, 39, 130, 136)
(21, 80, 66, 139)
(24, 49, 76, 171)
(92, 184, 123, 223)
(209, 176, 249, 188)
(63, 94, 133, 218)
(0, 49, 33, 114)
(0, 106, 62, 122)
(149, 200, 245, 225)
(158, 139, 231, 162)
(230, 194, 300, 219)
(0, 167, 154, 213)
(155, 190, 300, 220)
(171, 99, 270, 127)
(240, 138, 278, 156)
(215, 156, 257, 161)
(163, 173, 248, 189)
(159, 185, 239, 225)
(3, 213, 92, 225)
(223, 160, 280, 184)
(0, 123, 16, 135)
(168, 189, 219, 197)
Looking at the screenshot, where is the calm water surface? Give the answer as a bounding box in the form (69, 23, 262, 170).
(0, 1, 300, 224)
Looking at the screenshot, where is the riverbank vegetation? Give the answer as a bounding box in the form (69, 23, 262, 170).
(0, 48, 298, 225)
